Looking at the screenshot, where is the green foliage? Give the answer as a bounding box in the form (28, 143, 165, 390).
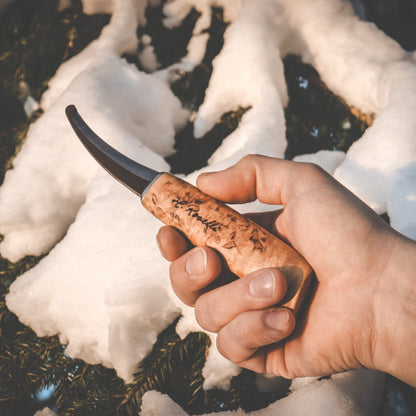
(0, 0, 109, 183)
(1, 1, 414, 415)
(0, 1, 368, 414)
(283, 54, 368, 159)
(133, 321, 209, 414)
(140, 5, 240, 174)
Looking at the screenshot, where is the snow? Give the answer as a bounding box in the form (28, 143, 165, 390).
(33, 408, 57, 416)
(2, 0, 415, 414)
(0, 56, 188, 261)
(17, 80, 41, 117)
(140, 370, 385, 416)
(193, 0, 288, 170)
(279, 0, 416, 216)
(293, 150, 346, 174)
(388, 163, 416, 237)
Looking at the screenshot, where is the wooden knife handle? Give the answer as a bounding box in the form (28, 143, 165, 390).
(142, 173, 313, 314)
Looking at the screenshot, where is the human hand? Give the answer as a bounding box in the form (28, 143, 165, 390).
(157, 155, 416, 385)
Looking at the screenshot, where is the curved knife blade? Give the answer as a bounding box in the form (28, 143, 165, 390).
(65, 105, 159, 197)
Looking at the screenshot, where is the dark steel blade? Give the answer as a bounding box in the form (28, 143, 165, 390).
(66, 105, 159, 198)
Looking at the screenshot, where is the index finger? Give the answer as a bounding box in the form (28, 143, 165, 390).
(196, 155, 332, 206)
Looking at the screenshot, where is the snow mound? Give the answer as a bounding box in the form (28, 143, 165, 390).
(3, 0, 415, 414)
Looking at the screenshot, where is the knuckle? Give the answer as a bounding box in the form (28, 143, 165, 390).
(169, 263, 200, 307)
(216, 324, 256, 365)
(216, 332, 235, 362)
(293, 161, 332, 191)
(297, 161, 327, 180)
(264, 354, 294, 379)
(215, 333, 229, 359)
(240, 154, 258, 164)
(239, 154, 266, 170)
(194, 296, 220, 332)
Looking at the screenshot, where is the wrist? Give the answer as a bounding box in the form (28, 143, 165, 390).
(371, 232, 416, 386)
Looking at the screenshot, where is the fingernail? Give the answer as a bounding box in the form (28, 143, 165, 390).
(264, 309, 290, 331)
(249, 270, 275, 299)
(185, 248, 207, 276)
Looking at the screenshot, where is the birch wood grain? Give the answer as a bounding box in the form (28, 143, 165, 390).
(142, 173, 314, 314)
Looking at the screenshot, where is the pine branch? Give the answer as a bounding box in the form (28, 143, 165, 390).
(120, 320, 210, 415)
(2, 2, 409, 415)
(283, 54, 368, 160)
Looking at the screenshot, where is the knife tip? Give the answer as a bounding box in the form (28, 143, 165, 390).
(65, 104, 77, 118)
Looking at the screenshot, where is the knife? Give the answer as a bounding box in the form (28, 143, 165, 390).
(65, 105, 313, 314)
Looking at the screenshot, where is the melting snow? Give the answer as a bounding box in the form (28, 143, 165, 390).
(2, 0, 416, 414)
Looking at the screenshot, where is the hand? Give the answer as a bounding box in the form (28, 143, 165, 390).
(157, 155, 416, 385)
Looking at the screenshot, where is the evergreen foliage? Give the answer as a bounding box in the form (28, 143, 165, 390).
(0, 1, 415, 415)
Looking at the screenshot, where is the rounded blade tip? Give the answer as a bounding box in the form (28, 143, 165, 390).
(65, 104, 76, 115)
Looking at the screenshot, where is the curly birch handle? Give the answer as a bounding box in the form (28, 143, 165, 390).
(142, 173, 314, 314)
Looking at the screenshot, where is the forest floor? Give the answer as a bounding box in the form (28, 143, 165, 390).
(0, 1, 415, 415)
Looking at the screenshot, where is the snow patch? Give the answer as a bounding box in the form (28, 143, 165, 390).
(140, 370, 384, 415)
(2, 0, 414, 413)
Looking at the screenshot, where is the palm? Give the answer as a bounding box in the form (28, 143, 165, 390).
(266, 182, 390, 378)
